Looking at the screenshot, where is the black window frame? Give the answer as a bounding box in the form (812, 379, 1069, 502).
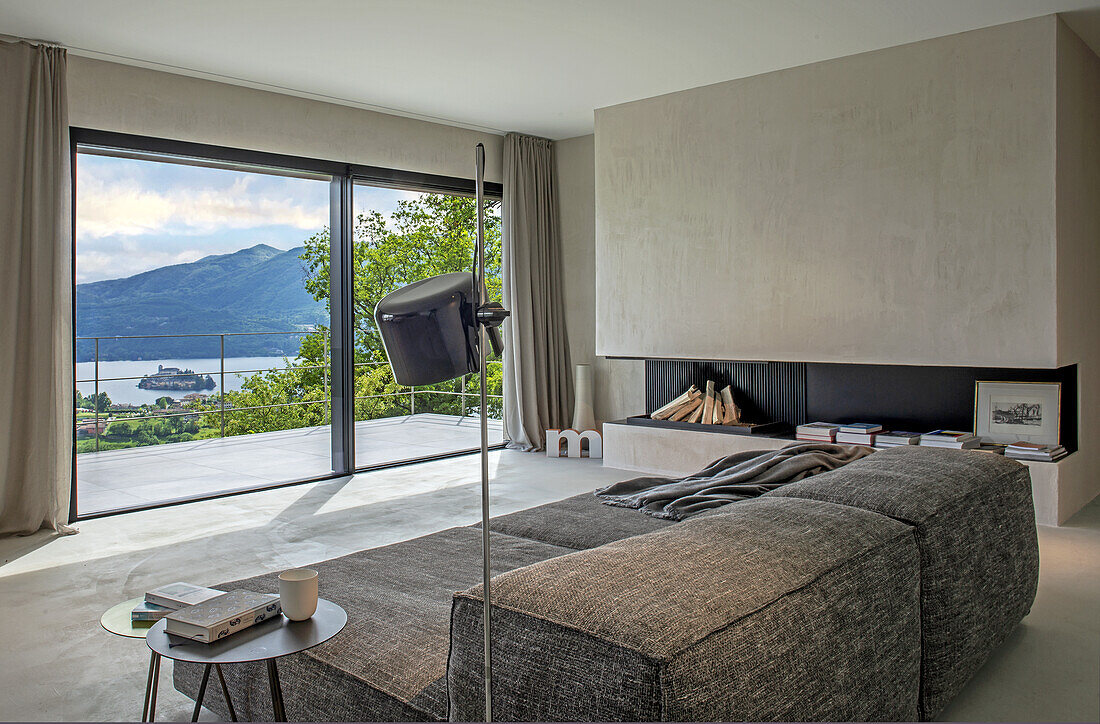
(69, 127, 504, 521)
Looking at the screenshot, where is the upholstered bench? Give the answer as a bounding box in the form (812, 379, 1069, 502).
(765, 446, 1039, 719)
(449, 496, 922, 722)
(173, 527, 575, 721)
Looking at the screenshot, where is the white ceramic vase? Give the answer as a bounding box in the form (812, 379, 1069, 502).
(572, 364, 596, 431)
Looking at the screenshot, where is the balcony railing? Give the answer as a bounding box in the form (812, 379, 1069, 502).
(75, 330, 503, 453)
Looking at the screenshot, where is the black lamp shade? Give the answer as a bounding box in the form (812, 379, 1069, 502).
(374, 272, 479, 386)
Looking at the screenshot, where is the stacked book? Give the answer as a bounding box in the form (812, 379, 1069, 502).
(920, 430, 980, 449)
(796, 422, 839, 442)
(165, 590, 282, 643)
(874, 431, 922, 449)
(134, 582, 226, 623)
(835, 423, 883, 445)
(1004, 442, 1068, 462)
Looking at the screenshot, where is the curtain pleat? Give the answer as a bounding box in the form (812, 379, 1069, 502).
(501, 133, 572, 450)
(0, 40, 75, 536)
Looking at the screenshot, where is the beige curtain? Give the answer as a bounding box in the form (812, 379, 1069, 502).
(0, 40, 75, 536)
(501, 133, 572, 451)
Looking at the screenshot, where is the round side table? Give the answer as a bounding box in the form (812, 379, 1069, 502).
(101, 597, 238, 722)
(145, 598, 347, 723)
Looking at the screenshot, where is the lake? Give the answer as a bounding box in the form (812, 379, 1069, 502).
(75, 356, 294, 406)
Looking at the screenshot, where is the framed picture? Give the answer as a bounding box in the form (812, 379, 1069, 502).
(974, 381, 1061, 445)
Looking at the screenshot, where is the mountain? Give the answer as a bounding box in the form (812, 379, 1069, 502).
(76, 244, 326, 361)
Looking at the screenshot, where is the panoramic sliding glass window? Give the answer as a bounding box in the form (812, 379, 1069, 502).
(347, 181, 505, 469)
(73, 146, 332, 515)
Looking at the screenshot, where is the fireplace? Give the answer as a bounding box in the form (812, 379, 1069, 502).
(641, 359, 1078, 453)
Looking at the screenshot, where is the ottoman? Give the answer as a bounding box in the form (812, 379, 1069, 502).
(449, 496, 921, 722)
(766, 445, 1039, 719)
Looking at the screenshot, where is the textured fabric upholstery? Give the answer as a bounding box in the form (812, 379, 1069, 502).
(449, 497, 921, 722)
(174, 527, 573, 722)
(765, 446, 1039, 719)
(484, 492, 674, 548)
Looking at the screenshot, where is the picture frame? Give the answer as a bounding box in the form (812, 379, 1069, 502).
(974, 381, 1061, 445)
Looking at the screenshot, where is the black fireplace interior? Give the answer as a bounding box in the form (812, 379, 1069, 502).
(642, 359, 1078, 452)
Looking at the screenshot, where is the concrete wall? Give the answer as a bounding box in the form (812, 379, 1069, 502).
(555, 134, 642, 425)
(1055, 18, 1100, 520)
(585, 14, 1097, 519)
(67, 56, 503, 182)
(594, 17, 1059, 367)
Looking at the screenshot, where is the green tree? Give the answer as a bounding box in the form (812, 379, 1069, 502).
(92, 391, 111, 412)
(155, 396, 173, 409)
(299, 194, 501, 363)
(221, 193, 504, 438)
(109, 421, 132, 437)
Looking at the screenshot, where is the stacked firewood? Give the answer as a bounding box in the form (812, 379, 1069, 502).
(650, 381, 743, 425)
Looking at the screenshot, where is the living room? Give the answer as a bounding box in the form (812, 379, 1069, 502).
(1, 1, 1098, 722)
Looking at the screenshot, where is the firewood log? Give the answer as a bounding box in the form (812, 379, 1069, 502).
(700, 381, 716, 425)
(651, 386, 699, 420)
(720, 385, 741, 424)
(670, 396, 702, 422)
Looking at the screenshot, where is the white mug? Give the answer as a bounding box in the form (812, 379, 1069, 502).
(279, 568, 318, 621)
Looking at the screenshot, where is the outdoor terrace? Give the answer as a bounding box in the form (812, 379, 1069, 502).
(75, 413, 504, 515)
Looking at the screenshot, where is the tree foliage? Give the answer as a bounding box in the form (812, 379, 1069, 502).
(299, 193, 502, 361)
(218, 193, 504, 436)
(75, 390, 112, 412)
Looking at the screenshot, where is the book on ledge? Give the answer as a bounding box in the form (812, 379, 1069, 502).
(874, 431, 922, 447)
(920, 430, 979, 449)
(164, 590, 282, 643)
(836, 431, 877, 445)
(145, 582, 227, 610)
(1005, 442, 1067, 462)
(796, 422, 839, 442)
(838, 423, 883, 434)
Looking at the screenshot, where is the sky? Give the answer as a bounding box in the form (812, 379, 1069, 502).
(75, 152, 420, 284)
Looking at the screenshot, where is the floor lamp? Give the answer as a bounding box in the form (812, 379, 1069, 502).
(375, 143, 508, 722)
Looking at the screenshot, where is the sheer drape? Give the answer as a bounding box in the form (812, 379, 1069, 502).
(0, 40, 75, 536)
(501, 133, 572, 450)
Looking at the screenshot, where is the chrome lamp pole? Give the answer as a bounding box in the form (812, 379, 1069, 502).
(473, 141, 509, 723)
(374, 143, 508, 723)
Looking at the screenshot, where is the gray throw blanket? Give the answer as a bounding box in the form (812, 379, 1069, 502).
(595, 442, 874, 520)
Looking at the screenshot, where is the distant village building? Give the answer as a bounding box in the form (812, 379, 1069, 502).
(75, 419, 108, 438)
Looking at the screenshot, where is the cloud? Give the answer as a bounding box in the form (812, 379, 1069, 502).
(76, 247, 207, 284)
(76, 168, 328, 239)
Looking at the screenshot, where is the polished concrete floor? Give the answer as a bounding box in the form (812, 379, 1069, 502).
(76, 413, 504, 514)
(1, 451, 1097, 722)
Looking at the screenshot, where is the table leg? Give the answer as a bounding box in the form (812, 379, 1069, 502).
(215, 664, 238, 722)
(191, 663, 212, 722)
(147, 652, 162, 722)
(266, 658, 286, 722)
(142, 650, 158, 722)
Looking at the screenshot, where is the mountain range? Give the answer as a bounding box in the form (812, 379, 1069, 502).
(76, 244, 326, 361)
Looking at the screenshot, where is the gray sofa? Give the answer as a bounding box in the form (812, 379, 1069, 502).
(174, 446, 1038, 721)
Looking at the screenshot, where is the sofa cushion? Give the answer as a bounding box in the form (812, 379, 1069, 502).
(765, 446, 1039, 719)
(485, 492, 675, 549)
(174, 527, 573, 722)
(449, 496, 921, 722)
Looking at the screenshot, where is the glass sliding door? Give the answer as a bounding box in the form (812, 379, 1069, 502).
(73, 142, 333, 515)
(347, 181, 505, 469)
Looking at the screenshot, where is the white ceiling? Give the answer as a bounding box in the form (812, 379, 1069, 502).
(2, 0, 1099, 139)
